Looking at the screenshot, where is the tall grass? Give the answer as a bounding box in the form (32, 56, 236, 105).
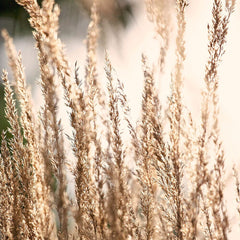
(0, 0, 239, 239)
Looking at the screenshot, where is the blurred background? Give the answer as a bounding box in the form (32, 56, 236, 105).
(1, 0, 240, 167)
(0, 0, 138, 142)
(0, 0, 136, 36)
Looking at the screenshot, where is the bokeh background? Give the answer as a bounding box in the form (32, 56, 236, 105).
(0, 0, 137, 141)
(1, 0, 239, 163)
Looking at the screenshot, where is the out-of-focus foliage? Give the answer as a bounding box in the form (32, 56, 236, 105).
(0, 0, 135, 147)
(0, 84, 9, 141)
(76, 0, 134, 28)
(0, 83, 20, 146)
(0, 0, 64, 35)
(0, 0, 134, 36)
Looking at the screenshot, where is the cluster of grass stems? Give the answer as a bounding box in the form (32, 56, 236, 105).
(0, 0, 239, 239)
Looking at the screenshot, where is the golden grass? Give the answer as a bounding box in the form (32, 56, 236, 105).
(0, 0, 239, 239)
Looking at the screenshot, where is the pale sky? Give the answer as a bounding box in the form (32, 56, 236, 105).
(104, 0, 240, 167)
(105, 3, 240, 237)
